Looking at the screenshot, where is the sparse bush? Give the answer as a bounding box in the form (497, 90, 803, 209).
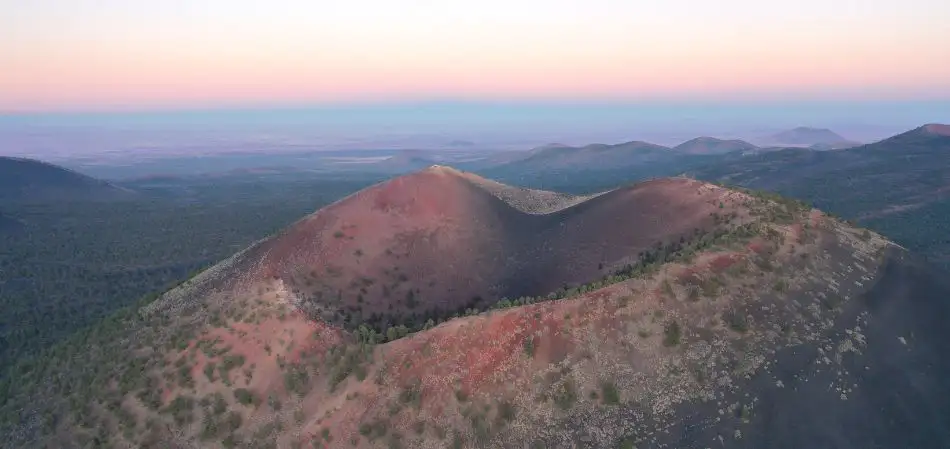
(523, 336, 536, 357)
(663, 321, 682, 347)
(412, 420, 425, 435)
(701, 277, 722, 297)
(497, 400, 516, 423)
(359, 422, 373, 436)
(618, 436, 638, 449)
(822, 295, 842, 310)
(661, 279, 676, 299)
(267, 393, 281, 411)
(163, 395, 196, 425)
(354, 364, 368, 381)
(600, 380, 620, 405)
(234, 388, 255, 405)
(738, 404, 753, 422)
(204, 362, 216, 382)
(725, 311, 749, 333)
(177, 364, 194, 388)
(399, 379, 422, 408)
(212, 392, 227, 415)
(773, 279, 788, 292)
(553, 379, 578, 410)
(283, 363, 310, 396)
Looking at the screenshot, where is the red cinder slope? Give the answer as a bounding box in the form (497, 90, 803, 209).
(206, 167, 739, 333)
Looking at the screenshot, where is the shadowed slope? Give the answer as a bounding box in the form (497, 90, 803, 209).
(0, 156, 132, 203)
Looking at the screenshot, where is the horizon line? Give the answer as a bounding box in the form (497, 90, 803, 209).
(3, 97, 950, 118)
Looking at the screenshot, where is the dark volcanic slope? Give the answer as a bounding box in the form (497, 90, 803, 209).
(711, 251, 950, 449)
(202, 166, 731, 330)
(672, 137, 757, 155)
(530, 237, 950, 449)
(0, 156, 131, 202)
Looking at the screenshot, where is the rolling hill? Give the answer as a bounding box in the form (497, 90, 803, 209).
(765, 126, 850, 146)
(0, 156, 132, 202)
(671, 137, 757, 155)
(4, 167, 950, 449)
(487, 140, 673, 173)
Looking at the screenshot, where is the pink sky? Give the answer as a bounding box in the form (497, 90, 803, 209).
(3, 0, 949, 112)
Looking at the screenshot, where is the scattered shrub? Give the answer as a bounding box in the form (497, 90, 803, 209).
(663, 321, 682, 347)
(725, 311, 749, 333)
(234, 388, 255, 406)
(600, 380, 620, 405)
(553, 379, 578, 410)
(523, 337, 536, 357)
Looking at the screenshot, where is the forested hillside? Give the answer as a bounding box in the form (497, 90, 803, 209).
(0, 175, 381, 370)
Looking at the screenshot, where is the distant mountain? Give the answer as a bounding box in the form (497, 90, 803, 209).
(766, 127, 851, 146)
(0, 156, 133, 202)
(672, 137, 757, 155)
(490, 140, 672, 172)
(373, 150, 440, 172)
(924, 123, 950, 136)
(689, 123, 950, 266)
(873, 123, 950, 146)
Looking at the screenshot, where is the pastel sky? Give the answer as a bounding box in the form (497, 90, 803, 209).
(2, 0, 950, 112)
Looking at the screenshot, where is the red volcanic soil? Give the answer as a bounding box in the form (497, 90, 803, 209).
(221, 167, 745, 331)
(924, 124, 950, 136)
